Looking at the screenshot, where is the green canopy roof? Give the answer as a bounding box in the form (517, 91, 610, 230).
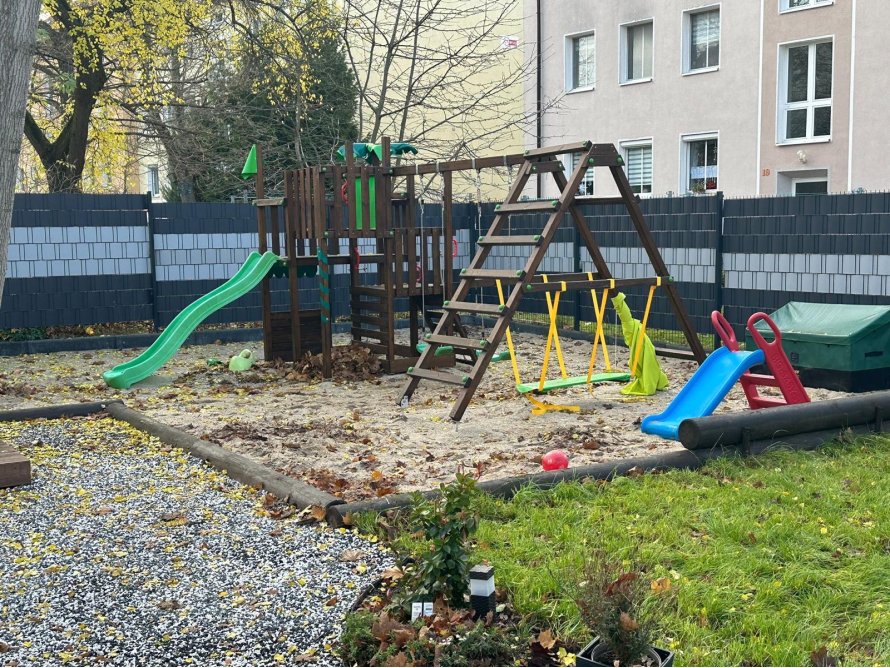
(336, 142, 418, 161)
(753, 302, 890, 345)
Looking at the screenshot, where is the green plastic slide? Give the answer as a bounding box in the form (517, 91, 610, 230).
(103, 251, 283, 389)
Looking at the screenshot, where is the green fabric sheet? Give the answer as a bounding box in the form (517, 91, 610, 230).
(612, 292, 669, 396)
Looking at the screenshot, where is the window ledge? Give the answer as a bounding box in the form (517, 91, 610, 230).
(565, 85, 595, 95)
(780, 1, 834, 15)
(776, 137, 832, 147)
(619, 77, 653, 87)
(682, 65, 720, 77)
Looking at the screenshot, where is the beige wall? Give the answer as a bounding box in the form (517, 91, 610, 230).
(527, 0, 890, 198)
(758, 0, 851, 195)
(525, 0, 761, 198)
(848, 0, 890, 192)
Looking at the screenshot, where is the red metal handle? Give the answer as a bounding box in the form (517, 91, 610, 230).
(711, 311, 739, 351)
(747, 312, 781, 350)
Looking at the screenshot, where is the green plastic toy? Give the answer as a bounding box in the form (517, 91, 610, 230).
(229, 349, 256, 371)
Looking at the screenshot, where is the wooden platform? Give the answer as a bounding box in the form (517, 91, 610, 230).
(0, 441, 31, 488)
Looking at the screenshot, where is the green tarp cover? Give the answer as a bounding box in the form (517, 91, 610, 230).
(336, 143, 418, 161)
(753, 302, 890, 345)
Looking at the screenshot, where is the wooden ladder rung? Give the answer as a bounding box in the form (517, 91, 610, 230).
(443, 301, 504, 315)
(477, 235, 542, 246)
(495, 200, 559, 214)
(525, 141, 591, 158)
(460, 269, 524, 280)
(425, 334, 488, 350)
(407, 368, 471, 386)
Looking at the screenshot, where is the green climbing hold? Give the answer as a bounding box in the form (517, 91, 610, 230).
(498, 305, 505, 311)
(444, 300, 450, 306)
(515, 270, 522, 276)
(534, 235, 541, 241)
(526, 284, 533, 290)
(479, 340, 487, 347)
(408, 366, 414, 372)
(588, 158, 595, 165)
(461, 376, 469, 383)
(616, 156, 624, 164)
(551, 200, 559, 207)
(425, 333, 431, 339)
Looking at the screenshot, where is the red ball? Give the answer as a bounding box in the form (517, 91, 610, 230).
(542, 450, 569, 471)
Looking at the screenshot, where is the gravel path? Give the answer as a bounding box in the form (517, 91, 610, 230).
(0, 417, 393, 666)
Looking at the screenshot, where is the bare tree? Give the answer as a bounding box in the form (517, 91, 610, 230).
(340, 0, 542, 179)
(0, 0, 42, 309)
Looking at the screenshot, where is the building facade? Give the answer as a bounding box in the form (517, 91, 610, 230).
(524, 0, 888, 198)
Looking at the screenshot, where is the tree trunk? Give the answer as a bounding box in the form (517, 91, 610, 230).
(0, 0, 42, 310)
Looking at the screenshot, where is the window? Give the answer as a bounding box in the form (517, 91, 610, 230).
(682, 134, 718, 193)
(793, 178, 828, 195)
(778, 39, 832, 143)
(569, 153, 594, 196)
(620, 20, 653, 84)
(684, 7, 719, 73)
(781, 0, 833, 12)
(621, 140, 653, 195)
(147, 165, 160, 196)
(566, 32, 595, 91)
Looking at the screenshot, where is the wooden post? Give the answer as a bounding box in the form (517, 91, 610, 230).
(284, 170, 302, 361)
(443, 171, 454, 335)
(255, 145, 273, 362)
(315, 167, 333, 378)
(380, 137, 396, 371)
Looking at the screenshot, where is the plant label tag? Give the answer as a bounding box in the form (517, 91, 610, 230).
(399, 397, 409, 409)
(411, 602, 423, 621)
(423, 601, 434, 617)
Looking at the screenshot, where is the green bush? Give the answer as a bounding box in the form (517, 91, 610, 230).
(338, 610, 378, 667)
(402, 472, 479, 609)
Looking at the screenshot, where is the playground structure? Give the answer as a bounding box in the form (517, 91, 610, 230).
(642, 311, 810, 440)
(399, 140, 707, 420)
(103, 137, 707, 395)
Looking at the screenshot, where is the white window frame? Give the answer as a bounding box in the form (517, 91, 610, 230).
(566, 152, 594, 196)
(619, 138, 654, 198)
(776, 36, 834, 146)
(147, 164, 160, 197)
(619, 18, 655, 86)
(682, 4, 721, 76)
(679, 131, 720, 194)
(564, 29, 596, 93)
(792, 176, 829, 195)
(779, 0, 834, 15)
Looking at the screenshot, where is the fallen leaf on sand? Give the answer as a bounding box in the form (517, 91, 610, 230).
(340, 549, 365, 562)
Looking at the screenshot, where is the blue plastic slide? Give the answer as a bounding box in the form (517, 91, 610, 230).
(641, 347, 766, 440)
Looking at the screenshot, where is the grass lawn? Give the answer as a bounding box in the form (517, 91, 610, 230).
(368, 436, 890, 666)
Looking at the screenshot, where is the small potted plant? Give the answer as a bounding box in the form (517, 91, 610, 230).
(567, 553, 673, 667)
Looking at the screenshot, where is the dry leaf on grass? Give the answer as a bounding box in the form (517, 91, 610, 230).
(372, 613, 408, 642)
(535, 629, 556, 650)
(650, 577, 671, 594)
(381, 567, 404, 581)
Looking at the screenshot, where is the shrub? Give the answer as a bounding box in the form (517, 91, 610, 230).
(339, 610, 378, 667)
(402, 472, 479, 609)
(564, 551, 657, 666)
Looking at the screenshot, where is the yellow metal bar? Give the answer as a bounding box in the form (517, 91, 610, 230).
(586, 272, 612, 382)
(526, 394, 581, 416)
(496, 279, 522, 387)
(631, 277, 660, 377)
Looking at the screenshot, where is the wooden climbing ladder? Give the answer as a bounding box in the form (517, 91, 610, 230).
(399, 140, 706, 421)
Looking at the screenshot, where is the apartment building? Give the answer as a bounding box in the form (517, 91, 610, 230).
(524, 0, 889, 198)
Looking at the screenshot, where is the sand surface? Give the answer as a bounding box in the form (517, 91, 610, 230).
(0, 328, 845, 501)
